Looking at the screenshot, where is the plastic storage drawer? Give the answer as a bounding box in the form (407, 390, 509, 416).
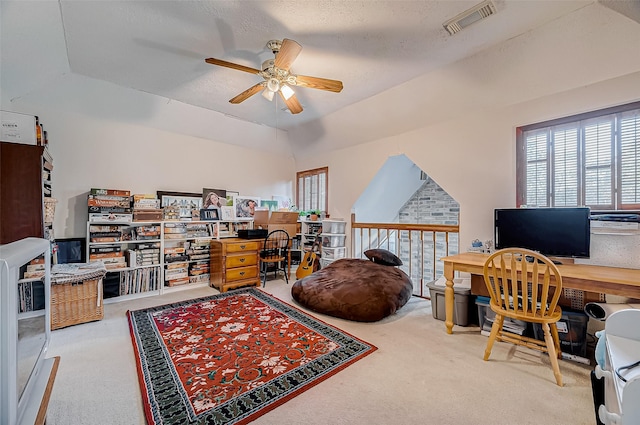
(320, 234, 346, 248)
(322, 220, 346, 234)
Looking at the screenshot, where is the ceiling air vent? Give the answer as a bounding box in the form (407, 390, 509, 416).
(443, 0, 496, 35)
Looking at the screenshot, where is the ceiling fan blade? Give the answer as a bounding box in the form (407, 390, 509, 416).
(295, 75, 343, 93)
(205, 57, 261, 75)
(279, 91, 303, 114)
(274, 38, 302, 72)
(229, 83, 264, 104)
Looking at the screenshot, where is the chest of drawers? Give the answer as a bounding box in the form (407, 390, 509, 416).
(210, 238, 260, 292)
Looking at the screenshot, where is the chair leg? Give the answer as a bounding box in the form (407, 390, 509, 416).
(484, 314, 504, 361)
(550, 322, 561, 359)
(261, 263, 267, 287)
(283, 262, 289, 284)
(542, 322, 563, 386)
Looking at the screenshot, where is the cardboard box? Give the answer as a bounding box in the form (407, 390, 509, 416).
(253, 210, 298, 237)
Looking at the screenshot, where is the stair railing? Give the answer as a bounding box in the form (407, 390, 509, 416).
(350, 213, 459, 298)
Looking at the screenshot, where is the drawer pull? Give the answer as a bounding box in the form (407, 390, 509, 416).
(239, 258, 245, 263)
(239, 271, 245, 276)
(240, 245, 246, 249)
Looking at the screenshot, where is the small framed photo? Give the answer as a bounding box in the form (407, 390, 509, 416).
(225, 191, 239, 206)
(261, 199, 279, 212)
(220, 206, 234, 220)
(233, 195, 261, 218)
(199, 208, 220, 221)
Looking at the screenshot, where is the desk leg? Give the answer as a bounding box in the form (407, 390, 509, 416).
(444, 261, 455, 334)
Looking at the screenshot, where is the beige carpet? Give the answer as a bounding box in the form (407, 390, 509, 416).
(46, 279, 596, 425)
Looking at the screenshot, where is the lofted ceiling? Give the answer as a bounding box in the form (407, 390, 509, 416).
(2, 0, 640, 150)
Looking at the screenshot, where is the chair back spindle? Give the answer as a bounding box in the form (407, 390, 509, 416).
(482, 247, 564, 386)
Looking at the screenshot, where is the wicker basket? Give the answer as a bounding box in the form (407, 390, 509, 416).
(50, 278, 104, 330)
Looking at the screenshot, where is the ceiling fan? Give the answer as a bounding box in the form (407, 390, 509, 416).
(205, 39, 343, 114)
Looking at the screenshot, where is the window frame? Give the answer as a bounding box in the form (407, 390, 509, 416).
(516, 101, 640, 212)
(296, 167, 328, 213)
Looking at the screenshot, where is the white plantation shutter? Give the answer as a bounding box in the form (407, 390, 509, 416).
(553, 126, 579, 206)
(584, 118, 613, 208)
(518, 102, 640, 211)
(296, 167, 328, 213)
(318, 172, 326, 212)
(525, 131, 548, 207)
(619, 111, 640, 207)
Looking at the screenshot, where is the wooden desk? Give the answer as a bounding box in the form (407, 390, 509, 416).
(441, 252, 640, 334)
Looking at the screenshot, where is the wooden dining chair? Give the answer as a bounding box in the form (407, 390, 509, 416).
(260, 230, 290, 286)
(483, 247, 564, 386)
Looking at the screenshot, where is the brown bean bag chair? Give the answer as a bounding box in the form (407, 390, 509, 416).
(291, 257, 413, 322)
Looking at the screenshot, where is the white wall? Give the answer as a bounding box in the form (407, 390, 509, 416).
(291, 2, 640, 268)
(6, 104, 296, 239)
(295, 71, 640, 268)
(2, 1, 639, 270)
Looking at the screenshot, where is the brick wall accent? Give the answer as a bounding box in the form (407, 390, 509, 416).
(399, 178, 459, 292)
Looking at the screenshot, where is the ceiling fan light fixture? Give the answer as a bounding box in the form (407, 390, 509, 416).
(280, 83, 295, 100)
(267, 78, 280, 93)
(262, 88, 275, 101)
(205, 37, 343, 115)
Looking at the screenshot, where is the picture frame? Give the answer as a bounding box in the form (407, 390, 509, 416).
(272, 195, 292, 210)
(233, 195, 261, 218)
(260, 199, 279, 212)
(220, 206, 234, 220)
(157, 191, 203, 220)
(202, 188, 226, 209)
(199, 208, 220, 221)
(225, 190, 239, 206)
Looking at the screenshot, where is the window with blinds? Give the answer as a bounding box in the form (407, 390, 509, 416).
(517, 102, 640, 211)
(296, 167, 328, 213)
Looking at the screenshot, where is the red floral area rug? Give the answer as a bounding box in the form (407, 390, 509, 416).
(127, 287, 377, 425)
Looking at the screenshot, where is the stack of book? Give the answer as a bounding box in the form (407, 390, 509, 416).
(89, 224, 122, 243)
(88, 246, 126, 270)
(122, 225, 160, 241)
(186, 223, 211, 238)
(23, 257, 46, 279)
(164, 246, 188, 263)
(88, 188, 132, 222)
(187, 240, 210, 283)
(132, 194, 163, 222)
(187, 240, 210, 260)
(88, 225, 126, 269)
(126, 242, 161, 267)
(189, 263, 210, 283)
(164, 222, 187, 239)
(165, 261, 189, 286)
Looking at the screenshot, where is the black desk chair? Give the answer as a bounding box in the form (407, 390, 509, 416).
(260, 230, 290, 286)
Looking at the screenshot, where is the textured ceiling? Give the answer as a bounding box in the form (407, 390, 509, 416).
(2, 0, 639, 156)
(4, 0, 613, 131)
